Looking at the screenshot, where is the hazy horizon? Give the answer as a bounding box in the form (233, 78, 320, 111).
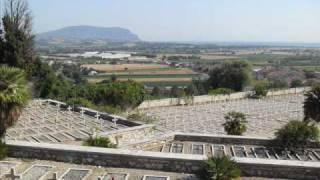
(29, 0, 320, 43)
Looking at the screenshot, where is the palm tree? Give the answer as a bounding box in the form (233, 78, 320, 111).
(223, 111, 247, 135)
(198, 156, 241, 180)
(0, 66, 29, 138)
(304, 86, 320, 122)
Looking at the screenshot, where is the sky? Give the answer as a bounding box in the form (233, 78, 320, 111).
(27, 0, 320, 43)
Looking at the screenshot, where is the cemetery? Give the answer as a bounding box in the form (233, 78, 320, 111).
(2, 87, 320, 179)
(143, 94, 304, 137)
(0, 159, 191, 180)
(5, 99, 139, 145)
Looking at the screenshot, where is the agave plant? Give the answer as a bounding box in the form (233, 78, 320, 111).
(0, 66, 29, 139)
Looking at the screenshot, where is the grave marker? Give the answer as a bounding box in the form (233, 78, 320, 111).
(4, 168, 20, 180)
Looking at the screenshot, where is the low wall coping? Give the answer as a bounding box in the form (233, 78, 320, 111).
(174, 132, 272, 141)
(235, 157, 320, 168)
(6, 140, 320, 171)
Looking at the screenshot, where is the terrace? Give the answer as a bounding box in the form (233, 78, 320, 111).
(5, 99, 139, 145)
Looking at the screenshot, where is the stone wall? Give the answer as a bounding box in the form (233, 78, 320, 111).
(237, 158, 320, 180)
(138, 87, 310, 109)
(6, 138, 320, 179)
(7, 141, 204, 173)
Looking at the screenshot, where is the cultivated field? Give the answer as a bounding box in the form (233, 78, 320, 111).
(82, 64, 169, 72)
(84, 65, 198, 86)
(99, 68, 196, 75)
(200, 54, 239, 60)
(88, 77, 193, 83)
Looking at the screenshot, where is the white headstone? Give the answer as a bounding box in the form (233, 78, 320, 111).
(5, 168, 20, 180)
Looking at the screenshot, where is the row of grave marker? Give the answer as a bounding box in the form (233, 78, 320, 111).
(2, 165, 170, 180)
(162, 143, 320, 162)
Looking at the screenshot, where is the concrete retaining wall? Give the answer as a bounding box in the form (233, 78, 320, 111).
(237, 158, 320, 180)
(7, 141, 204, 173)
(138, 87, 310, 109)
(6, 138, 320, 179)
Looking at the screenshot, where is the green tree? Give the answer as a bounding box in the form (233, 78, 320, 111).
(0, 66, 29, 138)
(304, 86, 320, 122)
(223, 112, 247, 135)
(290, 79, 303, 88)
(151, 86, 161, 97)
(1, 0, 35, 75)
(275, 120, 319, 152)
(208, 61, 251, 91)
(110, 74, 117, 82)
(269, 79, 288, 89)
(185, 84, 199, 96)
(192, 79, 208, 95)
(198, 156, 241, 180)
(170, 85, 185, 98)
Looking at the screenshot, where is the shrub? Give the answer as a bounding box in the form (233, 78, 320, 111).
(198, 156, 241, 180)
(209, 88, 235, 95)
(223, 112, 247, 135)
(84, 136, 117, 148)
(304, 85, 320, 122)
(253, 82, 268, 98)
(66, 97, 95, 108)
(127, 111, 156, 124)
(0, 141, 8, 160)
(275, 120, 319, 152)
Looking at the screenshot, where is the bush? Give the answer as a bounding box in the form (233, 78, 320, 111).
(66, 97, 95, 108)
(304, 86, 320, 122)
(0, 141, 8, 160)
(84, 136, 117, 148)
(209, 88, 235, 95)
(198, 156, 241, 180)
(127, 111, 156, 124)
(96, 105, 122, 115)
(223, 112, 247, 135)
(275, 120, 319, 152)
(253, 82, 268, 98)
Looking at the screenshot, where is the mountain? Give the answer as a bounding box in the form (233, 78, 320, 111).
(36, 26, 141, 43)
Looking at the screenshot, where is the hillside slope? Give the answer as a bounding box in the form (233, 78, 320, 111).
(37, 25, 140, 42)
